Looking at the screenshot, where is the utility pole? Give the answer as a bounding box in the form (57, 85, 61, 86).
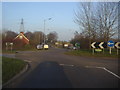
(20, 18, 24, 33)
(43, 18, 52, 44)
(44, 19, 45, 44)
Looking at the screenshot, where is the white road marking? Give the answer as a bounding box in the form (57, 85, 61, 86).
(85, 66, 120, 79)
(103, 68, 120, 79)
(59, 64, 74, 67)
(24, 60, 32, 63)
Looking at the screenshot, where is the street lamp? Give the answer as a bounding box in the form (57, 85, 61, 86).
(43, 18, 52, 44)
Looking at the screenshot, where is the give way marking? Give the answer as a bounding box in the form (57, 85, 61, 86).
(85, 66, 120, 79)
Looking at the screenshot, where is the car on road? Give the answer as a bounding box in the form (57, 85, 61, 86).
(43, 44, 49, 50)
(37, 44, 43, 50)
(67, 46, 73, 49)
(73, 47, 77, 50)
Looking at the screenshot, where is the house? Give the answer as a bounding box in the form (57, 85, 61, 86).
(13, 32, 29, 48)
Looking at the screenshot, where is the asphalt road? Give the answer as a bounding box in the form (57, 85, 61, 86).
(3, 48, 119, 88)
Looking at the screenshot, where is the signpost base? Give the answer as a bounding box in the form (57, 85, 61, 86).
(117, 49, 119, 55)
(92, 48, 94, 55)
(103, 48, 104, 54)
(109, 47, 112, 54)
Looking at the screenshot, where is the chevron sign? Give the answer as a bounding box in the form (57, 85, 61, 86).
(91, 42, 96, 48)
(99, 42, 104, 49)
(91, 42, 107, 49)
(115, 42, 120, 49)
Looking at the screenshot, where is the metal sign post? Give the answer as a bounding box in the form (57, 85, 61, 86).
(115, 42, 120, 55)
(5, 42, 8, 51)
(10, 43, 13, 52)
(102, 48, 104, 54)
(11, 45, 12, 51)
(109, 47, 112, 54)
(117, 49, 118, 55)
(99, 42, 104, 54)
(92, 48, 94, 55)
(91, 42, 96, 55)
(107, 41, 114, 54)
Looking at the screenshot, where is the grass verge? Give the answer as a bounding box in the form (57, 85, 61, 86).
(0, 57, 2, 87)
(2, 57, 26, 84)
(65, 49, 118, 58)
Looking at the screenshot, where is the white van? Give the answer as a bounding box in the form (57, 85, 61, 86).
(44, 44, 49, 50)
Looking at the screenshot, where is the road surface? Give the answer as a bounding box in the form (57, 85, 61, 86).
(3, 48, 119, 88)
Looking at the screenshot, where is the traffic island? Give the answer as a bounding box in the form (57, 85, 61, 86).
(64, 49, 118, 59)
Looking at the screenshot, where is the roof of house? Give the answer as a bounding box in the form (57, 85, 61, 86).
(13, 32, 29, 44)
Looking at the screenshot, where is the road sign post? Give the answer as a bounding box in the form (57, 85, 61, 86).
(109, 47, 112, 54)
(115, 42, 120, 55)
(117, 49, 118, 55)
(107, 41, 114, 54)
(10, 43, 13, 52)
(92, 48, 94, 55)
(91, 42, 96, 55)
(5, 42, 8, 51)
(102, 49, 104, 54)
(99, 42, 105, 54)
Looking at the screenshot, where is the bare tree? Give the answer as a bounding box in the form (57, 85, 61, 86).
(25, 31, 44, 46)
(96, 2, 118, 42)
(47, 31, 58, 44)
(74, 2, 96, 48)
(2, 30, 18, 49)
(25, 31, 33, 40)
(74, 2, 118, 46)
(32, 31, 44, 45)
(2, 30, 17, 39)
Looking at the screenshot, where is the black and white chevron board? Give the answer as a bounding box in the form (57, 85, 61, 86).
(91, 42, 120, 49)
(91, 42, 107, 49)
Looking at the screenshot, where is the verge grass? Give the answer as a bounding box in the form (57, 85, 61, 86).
(2, 57, 26, 84)
(65, 49, 118, 58)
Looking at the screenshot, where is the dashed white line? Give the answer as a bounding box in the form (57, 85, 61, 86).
(85, 66, 120, 79)
(59, 64, 74, 67)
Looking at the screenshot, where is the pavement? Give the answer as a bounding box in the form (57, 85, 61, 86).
(2, 48, 119, 88)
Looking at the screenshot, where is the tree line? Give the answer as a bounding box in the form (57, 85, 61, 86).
(2, 30, 58, 50)
(71, 2, 119, 49)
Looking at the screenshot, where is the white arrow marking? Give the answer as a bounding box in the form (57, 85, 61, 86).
(99, 42, 104, 49)
(91, 42, 96, 48)
(59, 64, 74, 67)
(115, 42, 120, 49)
(108, 42, 114, 45)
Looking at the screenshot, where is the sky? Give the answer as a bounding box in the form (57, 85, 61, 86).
(2, 2, 80, 41)
(0, 2, 2, 33)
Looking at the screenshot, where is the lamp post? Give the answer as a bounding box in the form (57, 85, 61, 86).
(43, 18, 52, 44)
